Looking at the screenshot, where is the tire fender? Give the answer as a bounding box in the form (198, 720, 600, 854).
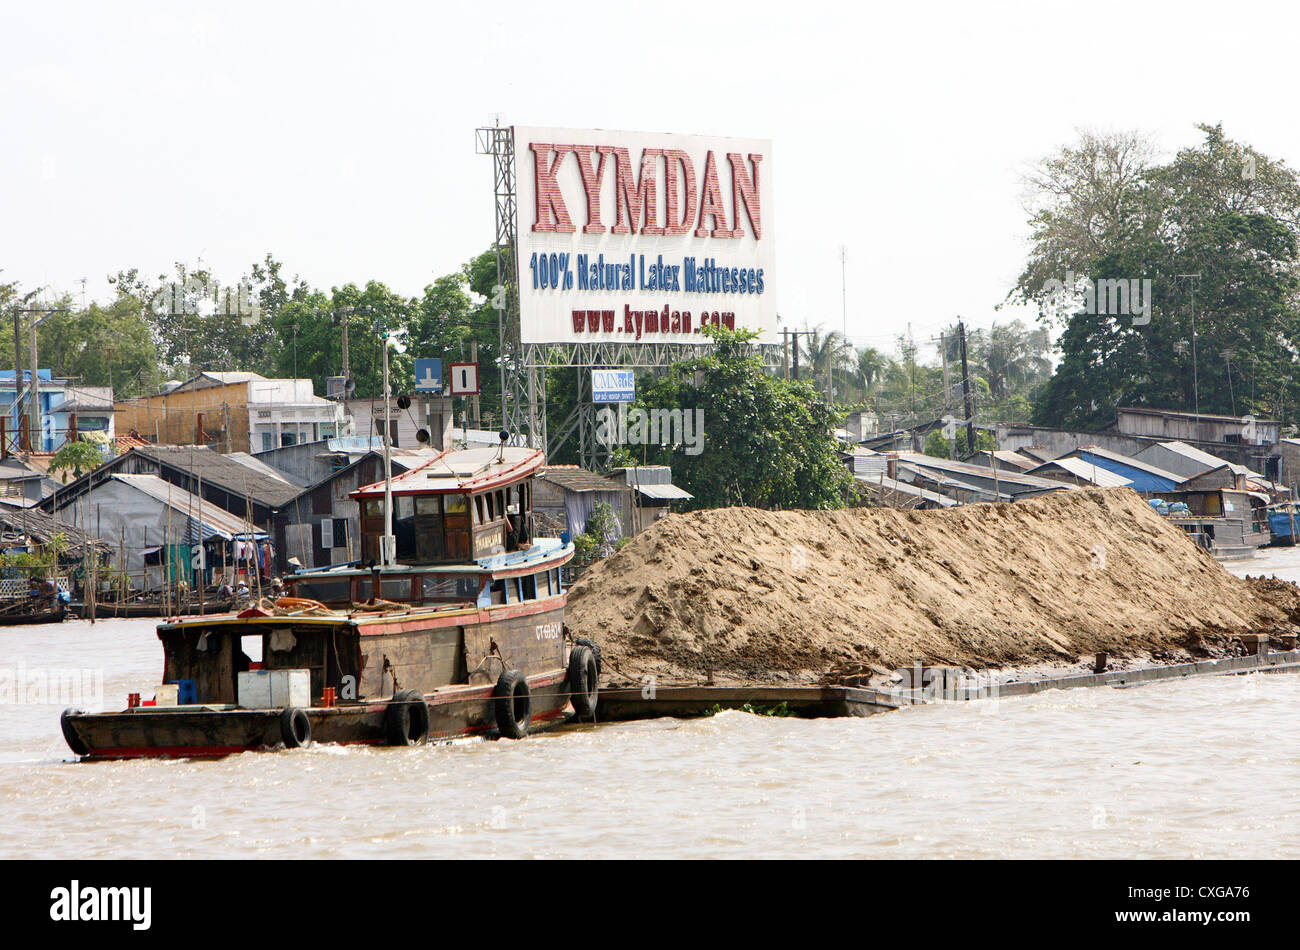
(567, 645, 599, 720)
(385, 689, 430, 746)
(493, 670, 531, 739)
(279, 706, 312, 748)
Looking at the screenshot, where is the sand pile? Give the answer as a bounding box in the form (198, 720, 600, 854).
(567, 488, 1295, 684)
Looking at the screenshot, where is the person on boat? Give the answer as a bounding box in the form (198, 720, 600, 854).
(271, 576, 285, 597)
(234, 580, 250, 606)
(217, 581, 233, 601)
(28, 577, 57, 609)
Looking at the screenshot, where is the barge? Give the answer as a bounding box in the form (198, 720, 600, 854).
(1152, 487, 1270, 560)
(61, 444, 600, 759)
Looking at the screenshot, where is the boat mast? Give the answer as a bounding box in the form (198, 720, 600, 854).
(381, 332, 396, 567)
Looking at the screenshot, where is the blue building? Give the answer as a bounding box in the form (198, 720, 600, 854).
(0, 369, 66, 452)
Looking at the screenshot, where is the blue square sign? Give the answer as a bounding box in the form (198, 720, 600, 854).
(593, 369, 635, 403)
(414, 358, 442, 392)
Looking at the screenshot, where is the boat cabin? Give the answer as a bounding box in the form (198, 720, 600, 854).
(283, 446, 565, 610)
(1152, 487, 1270, 559)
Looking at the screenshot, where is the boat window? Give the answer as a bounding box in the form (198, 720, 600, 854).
(239, 633, 263, 666)
(475, 495, 486, 525)
(381, 577, 414, 601)
(553, 569, 561, 594)
(291, 578, 351, 604)
(395, 496, 418, 562)
(422, 575, 480, 601)
(490, 578, 507, 605)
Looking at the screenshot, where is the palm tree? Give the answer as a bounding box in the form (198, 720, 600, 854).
(984, 320, 1052, 399)
(854, 346, 890, 400)
(800, 327, 854, 402)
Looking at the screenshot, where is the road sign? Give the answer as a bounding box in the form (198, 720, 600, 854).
(448, 362, 480, 395)
(414, 358, 442, 393)
(592, 369, 635, 403)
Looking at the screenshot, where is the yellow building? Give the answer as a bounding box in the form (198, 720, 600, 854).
(116, 372, 344, 454)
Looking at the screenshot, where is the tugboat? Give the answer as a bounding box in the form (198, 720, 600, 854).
(59, 440, 598, 758)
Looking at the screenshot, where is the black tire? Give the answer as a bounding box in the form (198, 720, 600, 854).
(493, 670, 531, 739)
(60, 707, 89, 756)
(279, 706, 311, 748)
(575, 637, 602, 675)
(567, 645, 599, 720)
(385, 689, 430, 746)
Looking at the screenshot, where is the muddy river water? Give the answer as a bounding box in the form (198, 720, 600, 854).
(2, 552, 1298, 859)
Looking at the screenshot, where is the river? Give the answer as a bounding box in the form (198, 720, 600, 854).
(2, 551, 1298, 859)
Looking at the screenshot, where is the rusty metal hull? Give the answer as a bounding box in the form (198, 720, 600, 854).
(63, 670, 573, 760)
(595, 684, 901, 721)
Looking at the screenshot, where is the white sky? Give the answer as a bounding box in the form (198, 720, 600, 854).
(5, 0, 1300, 358)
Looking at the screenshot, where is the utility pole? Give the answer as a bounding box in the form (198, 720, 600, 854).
(840, 245, 847, 339)
(782, 328, 789, 379)
(14, 307, 67, 452)
(929, 330, 952, 408)
(471, 340, 480, 426)
(958, 319, 975, 455)
(340, 310, 350, 379)
(12, 311, 22, 451)
(1175, 274, 1202, 419)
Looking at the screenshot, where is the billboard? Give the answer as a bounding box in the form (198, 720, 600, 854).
(513, 126, 775, 345)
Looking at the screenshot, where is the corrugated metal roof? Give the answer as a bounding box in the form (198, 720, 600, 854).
(133, 445, 301, 506)
(1148, 440, 1228, 469)
(1069, 446, 1184, 484)
(632, 482, 693, 501)
(110, 474, 266, 541)
(896, 453, 1066, 491)
(1029, 457, 1133, 487)
(855, 474, 960, 507)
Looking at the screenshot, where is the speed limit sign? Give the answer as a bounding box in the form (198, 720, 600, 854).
(449, 362, 480, 395)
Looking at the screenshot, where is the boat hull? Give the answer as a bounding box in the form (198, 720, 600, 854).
(0, 605, 66, 626)
(62, 670, 573, 759)
(72, 599, 234, 619)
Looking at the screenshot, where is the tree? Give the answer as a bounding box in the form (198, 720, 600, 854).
(633, 326, 852, 510)
(1012, 129, 1160, 316)
(853, 346, 890, 400)
(1028, 125, 1300, 427)
(800, 327, 854, 403)
(49, 437, 106, 483)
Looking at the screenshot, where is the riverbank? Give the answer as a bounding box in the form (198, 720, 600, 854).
(567, 488, 1300, 688)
